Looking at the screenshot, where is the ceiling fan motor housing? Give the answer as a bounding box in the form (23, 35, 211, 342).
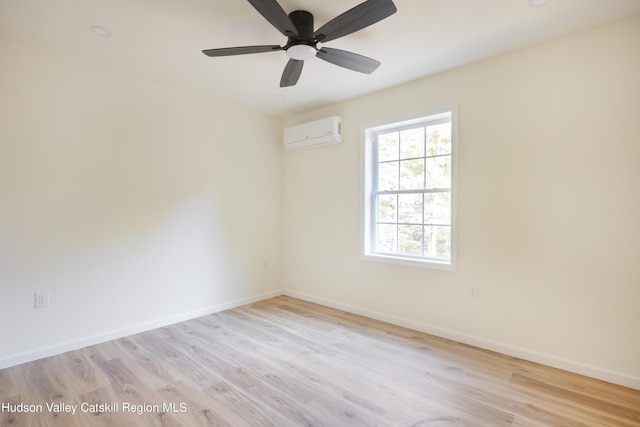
(289, 10, 315, 41)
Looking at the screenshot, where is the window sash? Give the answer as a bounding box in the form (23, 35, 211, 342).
(371, 190, 452, 261)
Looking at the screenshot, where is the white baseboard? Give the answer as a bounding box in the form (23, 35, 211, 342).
(0, 290, 284, 370)
(284, 290, 640, 391)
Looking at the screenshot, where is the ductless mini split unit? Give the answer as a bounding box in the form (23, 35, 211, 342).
(284, 116, 343, 150)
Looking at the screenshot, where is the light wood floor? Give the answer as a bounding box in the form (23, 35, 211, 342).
(1, 296, 639, 426)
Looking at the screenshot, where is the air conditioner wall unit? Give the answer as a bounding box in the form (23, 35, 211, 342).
(284, 116, 342, 150)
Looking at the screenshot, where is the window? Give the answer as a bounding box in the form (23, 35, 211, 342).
(363, 109, 456, 270)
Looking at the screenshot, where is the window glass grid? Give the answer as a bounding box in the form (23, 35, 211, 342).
(371, 117, 452, 263)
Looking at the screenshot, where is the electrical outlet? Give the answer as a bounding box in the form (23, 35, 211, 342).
(35, 291, 49, 309)
(468, 286, 480, 300)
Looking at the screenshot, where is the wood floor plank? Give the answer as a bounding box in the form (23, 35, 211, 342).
(1, 296, 639, 426)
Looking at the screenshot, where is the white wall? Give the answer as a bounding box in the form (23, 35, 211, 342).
(0, 36, 283, 365)
(283, 16, 640, 388)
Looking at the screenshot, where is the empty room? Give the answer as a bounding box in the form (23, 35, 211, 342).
(1, 0, 639, 425)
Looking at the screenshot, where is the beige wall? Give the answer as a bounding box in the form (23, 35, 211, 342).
(283, 16, 640, 387)
(0, 36, 284, 364)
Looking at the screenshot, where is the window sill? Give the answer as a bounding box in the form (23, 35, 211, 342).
(361, 253, 457, 272)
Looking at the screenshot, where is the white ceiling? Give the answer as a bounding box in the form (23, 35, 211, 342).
(1, 0, 639, 117)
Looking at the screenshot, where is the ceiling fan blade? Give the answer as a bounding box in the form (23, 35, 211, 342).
(316, 47, 381, 74)
(313, 0, 397, 43)
(202, 45, 282, 57)
(247, 0, 299, 37)
(280, 59, 304, 87)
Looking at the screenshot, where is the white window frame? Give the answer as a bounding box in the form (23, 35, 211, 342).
(361, 107, 457, 271)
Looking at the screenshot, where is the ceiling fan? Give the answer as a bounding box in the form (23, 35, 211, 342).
(202, 0, 397, 87)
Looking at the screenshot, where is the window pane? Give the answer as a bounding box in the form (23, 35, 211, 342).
(398, 225, 423, 256)
(426, 123, 452, 156)
(398, 193, 423, 224)
(378, 132, 399, 161)
(424, 226, 450, 259)
(400, 127, 425, 159)
(399, 159, 425, 190)
(376, 224, 396, 253)
(424, 192, 451, 225)
(377, 194, 397, 222)
(425, 156, 451, 189)
(378, 162, 398, 190)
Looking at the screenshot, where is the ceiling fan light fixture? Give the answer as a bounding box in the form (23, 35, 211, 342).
(286, 44, 317, 60)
